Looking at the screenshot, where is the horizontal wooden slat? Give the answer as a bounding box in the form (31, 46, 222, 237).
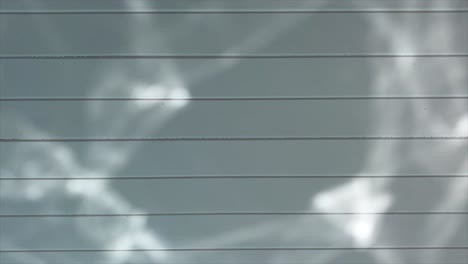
(0, 100, 465, 138)
(1, 58, 467, 98)
(1, 131, 465, 175)
(1, 13, 467, 55)
(1, 177, 466, 213)
(1, 214, 466, 248)
(1, 251, 467, 264)
(1, 252, 468, 264)
(2, 0, 467, 12)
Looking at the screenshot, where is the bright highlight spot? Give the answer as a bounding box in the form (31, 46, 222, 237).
(131, 83, 190, 110)
(313, 180, 393, 247)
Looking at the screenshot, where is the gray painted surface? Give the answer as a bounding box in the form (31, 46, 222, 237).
(1, 1, 467, 264)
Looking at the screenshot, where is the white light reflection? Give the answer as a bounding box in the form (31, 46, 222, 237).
(310, 1, 468, 264)
(313, 179, 393, 247)
(1, 0, 467, 264)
